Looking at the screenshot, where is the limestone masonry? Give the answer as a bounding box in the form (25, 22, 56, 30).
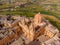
(0, 13, 60, 45)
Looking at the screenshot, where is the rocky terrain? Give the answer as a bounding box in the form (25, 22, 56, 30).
(0, 13, 60, 45)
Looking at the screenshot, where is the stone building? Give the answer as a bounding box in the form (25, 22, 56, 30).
(0, 13, 60, 45)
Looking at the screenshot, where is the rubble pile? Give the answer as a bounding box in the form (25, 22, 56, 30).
(0, 13, 60, 45)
